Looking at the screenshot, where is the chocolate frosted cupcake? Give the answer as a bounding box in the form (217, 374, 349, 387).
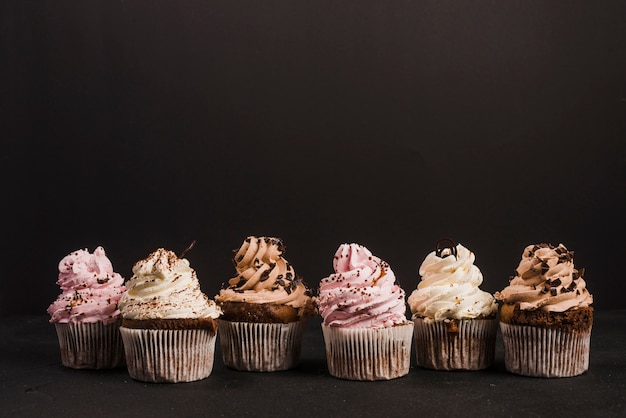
(495, 243, 593, 378)
(118, 247, 222, 383)
(408, 239, 498, 371)
(215, 236, 316, 372)
(47, 246, 126, 369)
(318, 243, 413, 381)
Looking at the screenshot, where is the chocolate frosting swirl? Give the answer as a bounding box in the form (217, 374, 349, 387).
(215, 236, 313, 309)
(495, 243, 593, 312)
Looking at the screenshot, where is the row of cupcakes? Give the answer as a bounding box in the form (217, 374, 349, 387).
(47, 236, 593, 382)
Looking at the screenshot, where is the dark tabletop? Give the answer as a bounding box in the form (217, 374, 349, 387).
(1, 311, 625, 418)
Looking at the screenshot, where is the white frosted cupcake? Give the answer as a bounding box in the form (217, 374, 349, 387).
(47, 246, 126, 369)
(215, 236, 316, 372)
(408, 239, 498, 371)
(118, 247, 222, 383)
(318, 243, 413, 381)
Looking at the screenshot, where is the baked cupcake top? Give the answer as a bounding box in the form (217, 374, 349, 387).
(215, 236, 314, 309)
(118, 248, 221, 320)
(47, 246, 126, 325)
(495, 243, 593, 312)
(318, 243, 409, 328)
(407, 239, 497, 321)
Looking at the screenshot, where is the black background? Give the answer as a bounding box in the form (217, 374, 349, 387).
(2, 0, 625, 316)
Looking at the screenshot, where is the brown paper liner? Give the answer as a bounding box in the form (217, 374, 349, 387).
(120, 327, 217, 383)
(412, 317, 497, 371)
(53, 321, 125, 369)
(500, 322, 591, 378)
(218, 320, 305, 371)
(321, 322, 414, 381)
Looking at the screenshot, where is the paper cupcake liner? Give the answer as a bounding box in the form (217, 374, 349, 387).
(321, 322, 414, 381)
(53, 321, 125, 369)
(120, 327, 217, 383)
(500, 322, 591, 378)
(412, 318, 497, 371)
(218, 320, 305, 372)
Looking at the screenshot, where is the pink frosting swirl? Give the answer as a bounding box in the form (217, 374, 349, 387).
(318, 243, 408, 328)
(47, 246, 126, 325)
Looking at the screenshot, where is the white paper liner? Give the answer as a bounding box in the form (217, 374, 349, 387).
(53, 321, 125, 369)
(321, 322, 414, 381)
(120, 327, 217, 383)
(500, 322, 591, 378)
(412, 318, 497, 371)
(218, 320, 304, 372)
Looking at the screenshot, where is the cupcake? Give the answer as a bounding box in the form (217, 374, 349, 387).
(407, 239, 498, 371)
(495, 243, 593, 378)
(118, 247, 222, 383)
(214, 236, 316, 372)
(408, 238, 498, 370)
(318, 243, 413, 381)
(47, 246, 126, 369)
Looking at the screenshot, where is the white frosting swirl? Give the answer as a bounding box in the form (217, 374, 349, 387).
(408, 243, 497, 320)
(119, 248, 221, 320)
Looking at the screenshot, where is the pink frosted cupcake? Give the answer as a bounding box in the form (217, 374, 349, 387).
(47, 246, 126, 369)
(318, 243, 413, 381)
(407, 239, 498, 371)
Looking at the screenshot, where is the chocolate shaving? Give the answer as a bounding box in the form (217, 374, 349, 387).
(180, 240, 197, 259)
(259, 270, 270, 282)
(435, 237, 457, 258)
(577, 268, 585, 279)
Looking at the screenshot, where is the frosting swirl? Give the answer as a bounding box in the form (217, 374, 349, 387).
(47, 246, 126, 325)
(495, 243, 593, 312)
(215, 236, 313, 308)
(408, 243, 497, 321)
(118, 248, 221, 320)
(318, 243, 408, 328)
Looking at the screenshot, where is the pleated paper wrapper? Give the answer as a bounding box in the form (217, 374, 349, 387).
(412, 317, 497, 371)
(54, 320, 125, 369)
(218, 320, 305, 372)
(500, 322, 591, 378)
(120, 327, 217, 383)
(322, 322, 414, 381)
